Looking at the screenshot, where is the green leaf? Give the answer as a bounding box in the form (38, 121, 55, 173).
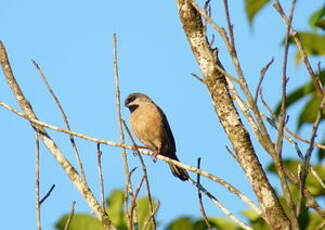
(297, 94, 325, 129)
(166, 216, 195, 230)
(306, 212, 325, 230)
(166, 216, 241, 230)
(55, 214, 104, 230)
(241, 210, 270, 230)
(107, 189, 128, 229)
(207, 217, 241, 230)
(136, 196, 159, 230)
(274, 71, 325, 129)
(288, 32, 325, 64)
(245, 0, 271, 23)
(267, 159, 325, 197)
(274, 80, 316, 116)
(317, 138, 325, 161)
(315, 19, 325, 30)
(308, 6, 325, 31)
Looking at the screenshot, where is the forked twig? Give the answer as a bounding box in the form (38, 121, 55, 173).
(189, 178, 253, 230)
(255, 58, 274, 102)
(122, 120, 157, 229)
(196, 158, 211, 229)
(143, 201, 160, 230)
(130, 175, 146, 230)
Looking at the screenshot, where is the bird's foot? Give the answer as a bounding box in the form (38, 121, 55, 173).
(152, 151, 159, 163)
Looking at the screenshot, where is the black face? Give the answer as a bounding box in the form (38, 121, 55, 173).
(125, 94, 138, 113)
(124, 95, 136, 107)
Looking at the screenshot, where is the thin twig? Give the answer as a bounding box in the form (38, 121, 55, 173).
(258, 90, 325, 151)
(189, 178, 253, 230)
(273, 1, 324, 98)
(310, 167, 325, 189)
(143, 201, 160, 230)
(40, 184, 56, 205)
(296, 95, 325, 217)
(64, 201, 76, 230)
(0, 101, 260, 214)
(274, 0, 298, 226)
(32, 60, 87, 182)
(125, 167, 137, 230)
(223, 0, 235, 50)
(225, 145, 237, 161)
(285, 168, 325, 219)
(97, 143, 106, 212)
(196, 158, 211, 229)
(316, 221, 325, 230)
(255, 58, 274, 102)
(112, 34, 136, 228)
(122, 120, 157, 229)
(130, 175, 146, 230)
(35, 133, 41, 230)
(0, 40, 115, 230)
(260, 89, 325, 218)
(191, 73, 205, 84)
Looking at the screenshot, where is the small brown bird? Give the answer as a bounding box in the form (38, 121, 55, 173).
(125, 93, 189, 181)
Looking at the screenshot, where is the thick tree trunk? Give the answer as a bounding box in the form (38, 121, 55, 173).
(176, 1, 291, 229)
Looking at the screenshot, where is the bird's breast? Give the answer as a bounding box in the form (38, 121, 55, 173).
(130, 103, 165, 151)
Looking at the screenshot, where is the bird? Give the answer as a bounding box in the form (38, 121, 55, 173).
(124, 93, 189, 181)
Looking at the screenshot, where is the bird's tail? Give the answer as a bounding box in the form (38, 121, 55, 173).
(167, 156, 189, 181)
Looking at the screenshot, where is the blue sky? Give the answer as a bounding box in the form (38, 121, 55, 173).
(1, 0, 323, 229)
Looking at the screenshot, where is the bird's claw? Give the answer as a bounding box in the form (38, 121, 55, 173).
(152, 151, 159, 163)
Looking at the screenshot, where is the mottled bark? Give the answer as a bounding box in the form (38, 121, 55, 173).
(176, 1, 291, 229)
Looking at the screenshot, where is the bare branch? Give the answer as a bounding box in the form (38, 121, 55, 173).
(125, 167, 137, 229)
(35, 134, 41, 230)
(196, 158, 212, 230)
(64, 201, 76, 230)
(122, 120, 157, 229)
(274, 0, 298, 226)
(130, 175, 146, 230)
(0, 100, 261, 215)
(143, 201, 160, 230)
(32, 60, 87, 182)
(112, 34, 135, 225)
(177, 1, 286, 227)
(189, 178, 253, 230)
(40, 184, 55, 205)
(255, 58, 274, 102)
(296, 95, 325, 217)
(191, 73, 205, 84)
(273, 1, 324, 98)
(97, 143, 106, 213)
(0, 41, 116, 230)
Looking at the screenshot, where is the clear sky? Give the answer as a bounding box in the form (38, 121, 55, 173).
(1, 0, 323, 229)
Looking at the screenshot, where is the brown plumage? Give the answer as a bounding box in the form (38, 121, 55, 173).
(124, 93, 189, 181)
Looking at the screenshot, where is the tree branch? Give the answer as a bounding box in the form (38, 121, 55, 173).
(176, 1, 290, 229)
(0, 41, 116, 230)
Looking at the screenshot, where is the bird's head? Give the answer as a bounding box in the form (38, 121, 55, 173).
(124, 93, 151, 112)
